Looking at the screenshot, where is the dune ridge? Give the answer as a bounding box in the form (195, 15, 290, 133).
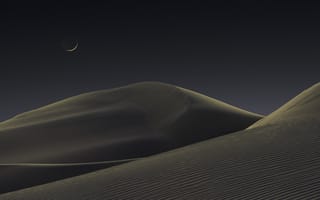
(0, 83, 318, 199)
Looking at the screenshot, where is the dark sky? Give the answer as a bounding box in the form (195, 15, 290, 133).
(0, 1, 320, 121)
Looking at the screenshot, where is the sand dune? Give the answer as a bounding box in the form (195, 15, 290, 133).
(1, 83, 318, 199)
(0, 82, 261, 164)
(0, 82, 262, 195)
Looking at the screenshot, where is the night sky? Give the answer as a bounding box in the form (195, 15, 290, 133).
(1, 1, 320, 121)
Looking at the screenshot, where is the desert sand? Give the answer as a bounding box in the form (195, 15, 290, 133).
(1, 82, 319, 199)
(0, 82, 262, 195)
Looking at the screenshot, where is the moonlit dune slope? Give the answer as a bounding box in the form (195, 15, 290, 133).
(0, 82, 262, 194)
(1, 83, 318, 199)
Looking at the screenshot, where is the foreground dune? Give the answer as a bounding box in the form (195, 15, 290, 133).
(0, 83, 318, 199)
(0, 82, 262, 194)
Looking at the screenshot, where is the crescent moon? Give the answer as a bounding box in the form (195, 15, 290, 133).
(66, 42, 78, 52)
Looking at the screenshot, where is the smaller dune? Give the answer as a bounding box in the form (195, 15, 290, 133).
(248, 82, 320, 129)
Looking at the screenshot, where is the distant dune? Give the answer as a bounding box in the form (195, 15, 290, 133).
(0, 82, 262, 194)
(1, 82, 318, 199)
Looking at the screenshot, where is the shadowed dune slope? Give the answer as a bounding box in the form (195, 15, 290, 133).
(1, 83, 319, 199)
(0, 82, 262, 164)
